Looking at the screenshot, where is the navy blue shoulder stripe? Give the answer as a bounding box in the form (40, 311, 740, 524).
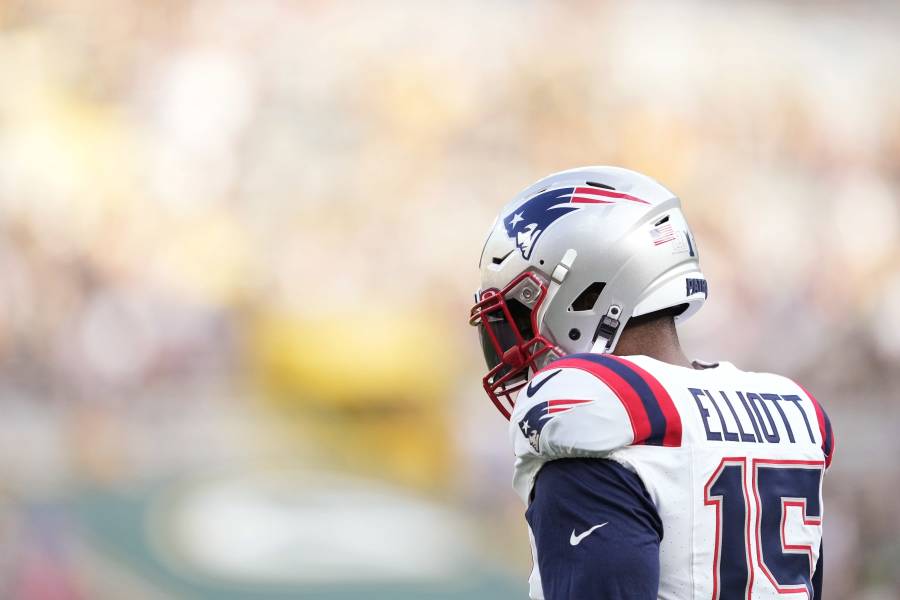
(552, 353, 679, 447)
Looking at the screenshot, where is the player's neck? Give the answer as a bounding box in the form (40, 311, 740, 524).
(613, 313, 694, 369)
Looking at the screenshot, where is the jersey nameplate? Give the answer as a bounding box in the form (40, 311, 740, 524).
(688, 388, 815, 445)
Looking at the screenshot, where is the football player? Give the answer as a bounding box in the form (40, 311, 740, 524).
(470, 167, 833, 599)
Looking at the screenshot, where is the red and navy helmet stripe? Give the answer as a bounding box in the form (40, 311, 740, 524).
(570, 187, 649, 205)
(797, 383, 834, 468)
(546, 354, 682, 447)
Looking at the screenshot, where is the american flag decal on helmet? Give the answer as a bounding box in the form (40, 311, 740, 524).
(650, 222, 676, 245)
(518, 398, 593, 452)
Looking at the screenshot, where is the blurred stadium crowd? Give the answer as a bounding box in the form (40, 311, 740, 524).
(1, 1, 899, 598)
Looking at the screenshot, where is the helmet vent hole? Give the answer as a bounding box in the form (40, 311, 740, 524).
(570, 281, 606, 312)
(586, 181, 616, 191)
(654, 215, 670, 226)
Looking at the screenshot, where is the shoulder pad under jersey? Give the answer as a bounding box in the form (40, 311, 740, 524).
(509, 353, 683, 458)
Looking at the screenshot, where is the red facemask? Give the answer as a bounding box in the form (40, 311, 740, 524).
(469, 271, 561, 419)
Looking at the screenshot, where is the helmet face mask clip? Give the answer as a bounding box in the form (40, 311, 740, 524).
(592, 304, 623, 352)
(469, 271, 561, 418)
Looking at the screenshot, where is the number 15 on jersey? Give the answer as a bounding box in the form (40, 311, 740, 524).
(705, 458, 824, 599)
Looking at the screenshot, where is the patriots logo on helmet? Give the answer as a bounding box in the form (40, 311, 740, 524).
(504, 186, 649, 259)
(518, 398, 593, 452)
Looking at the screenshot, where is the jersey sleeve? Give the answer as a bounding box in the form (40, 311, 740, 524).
(812, 540, 824, 600)
(509, 353, 683, 460)
(793, 382, 835, 469)
(525, 457, 662, 600)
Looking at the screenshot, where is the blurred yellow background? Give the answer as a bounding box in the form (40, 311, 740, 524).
(1, 1, 899, 598)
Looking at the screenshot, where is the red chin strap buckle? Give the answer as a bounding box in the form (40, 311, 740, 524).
(469, 271, 561, 420)
(502, 346, 526, 368)
(481, 339, 559, 419)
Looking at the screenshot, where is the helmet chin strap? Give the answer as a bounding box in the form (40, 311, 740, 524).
(589, 338, 610, 353)
(536, 248, 577, 338)
(527, 249, 578, 373)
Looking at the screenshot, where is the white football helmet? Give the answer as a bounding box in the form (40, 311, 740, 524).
(469, 166, 707, 418)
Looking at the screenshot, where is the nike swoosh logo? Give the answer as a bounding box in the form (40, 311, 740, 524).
(569, 522, 608, 546)
(525, 369, 562, 398)
(491, 249, 515, 265)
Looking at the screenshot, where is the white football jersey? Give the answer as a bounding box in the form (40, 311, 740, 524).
(510, 353, 834, 600)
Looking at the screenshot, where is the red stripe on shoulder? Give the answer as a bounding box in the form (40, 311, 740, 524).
(605, 356, 683, 447)
(797, 383, 834, 468)
(549, 357, 653, 445)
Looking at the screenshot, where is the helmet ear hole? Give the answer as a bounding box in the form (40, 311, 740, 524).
(570, 281, 607, 312)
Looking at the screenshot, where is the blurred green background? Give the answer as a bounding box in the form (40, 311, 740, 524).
(1, 1, 899, 598)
